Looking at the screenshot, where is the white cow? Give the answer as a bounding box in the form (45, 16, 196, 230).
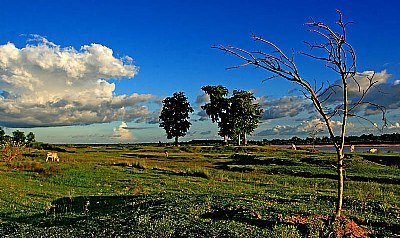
(46, 152, 59, 162)
(291, 144, 297, 150)
(369, 148, 378, 153)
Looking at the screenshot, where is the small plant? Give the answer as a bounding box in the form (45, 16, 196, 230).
(213, 172, 230, 182)
(271, 224, 301, 237)
(11, 161, 61, 177)
(43, 201, 55, 215)
(132, 161, 146, 169)
(182, 167, 210, 179)
(113, 160, 146, 169)
(40, 166, 62, 177)
(67, 189, 75, 202)
(84, 200, 90, 215)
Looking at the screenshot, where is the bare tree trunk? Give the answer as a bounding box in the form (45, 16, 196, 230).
(336, 150, 345, 218)
(336, 60, 349, 218)
(243, 133, 247, 145)
(237, 133, 241, 146)
(223, 135, 228, 145)
(175, 136, 179, 146)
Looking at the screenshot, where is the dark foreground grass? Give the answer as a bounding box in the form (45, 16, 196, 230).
(0, 145, 399, 237)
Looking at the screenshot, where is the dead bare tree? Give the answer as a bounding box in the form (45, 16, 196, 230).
(213, 10, 385, 218)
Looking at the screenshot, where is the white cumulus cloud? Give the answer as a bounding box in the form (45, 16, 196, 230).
(113, 121, 134, 141)
(0, 36, 156, 127)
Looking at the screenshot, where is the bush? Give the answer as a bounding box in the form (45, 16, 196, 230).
(31, 142, 52, 150)
(182, 167, 210, 179)
(13, 161, 43, 171)
(271, 224, 302, 237)
(1, 141, 25, 162)
(12, 161, 61, 176)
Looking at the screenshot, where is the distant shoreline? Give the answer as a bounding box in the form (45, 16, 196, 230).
(271, 144, 400, 153)
(304, 144, 400, 148)
(273, 144, 400, 148)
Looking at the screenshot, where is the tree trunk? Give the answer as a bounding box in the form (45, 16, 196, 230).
(243, 133, 247, 145)
(223, 135, 228, 146)
(175, 136, 179, 146)
(336, 67, 348, 218)
(336, 150, 345, 218)
(237, 133, 241, 146)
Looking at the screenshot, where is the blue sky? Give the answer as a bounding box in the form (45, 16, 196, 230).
(1, 0, 400, 143)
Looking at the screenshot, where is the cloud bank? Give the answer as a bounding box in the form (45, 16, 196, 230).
(0, 36, 156, 127)
(258, 96, 312, 120)
(256, 118, 350, 137)
(260, 70, 400, 120)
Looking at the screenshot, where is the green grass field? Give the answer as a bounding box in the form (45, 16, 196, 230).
(0, 145, 399, 237)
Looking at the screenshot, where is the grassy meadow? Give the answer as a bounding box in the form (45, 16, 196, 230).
(0, 144, 399, 237)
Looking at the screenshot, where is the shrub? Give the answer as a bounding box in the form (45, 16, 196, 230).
(12, 161, 61, 177)
(132, 161, 146, 169)
(271, 224, 302, 237)
(1, 141, 25, 162)
(31, 142, 51, 150)
(182, 167, 210, 179)
(112, 161, 146, 169)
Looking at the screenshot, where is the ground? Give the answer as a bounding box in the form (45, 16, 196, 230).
(0, 145, 399, 237)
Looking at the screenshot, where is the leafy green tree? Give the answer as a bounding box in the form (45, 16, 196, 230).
(159, 92, 194, 145)
(12, 130, 26, 144)
(26, 132, 36, 147)
(201, 85, 231, 144)
(229, 90, 263, 145)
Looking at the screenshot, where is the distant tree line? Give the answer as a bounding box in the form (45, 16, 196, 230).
(158, 86, 263, 146)
(262, 133, 400, 145)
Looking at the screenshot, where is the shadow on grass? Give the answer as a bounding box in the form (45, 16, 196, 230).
(361, 154, 400, 167)
(121, 153, 165, 159)
(2, 195, 166, 228)
(215, 154, 298, 171)
(0, 194, 397, 237)
(151, 167, 210, 179)
(216, 154, 400, 185)
(201, 206, 276, 229)
(0, 194, 283, 235)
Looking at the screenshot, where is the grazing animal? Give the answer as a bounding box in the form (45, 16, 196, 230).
(291, 144, 297, 150)
(46, 152, 59, 162)
(369, 148, 378, 153)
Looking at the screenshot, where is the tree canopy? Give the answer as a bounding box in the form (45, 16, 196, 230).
(229, 90, 263, 145)
(201, 85, 231, 143)
(12, 130, 25, 145)
(201, 86, 263, 145)
(159, 92, 194, 145)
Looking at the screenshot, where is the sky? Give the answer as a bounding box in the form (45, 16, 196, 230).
(1, 0, 400, 143)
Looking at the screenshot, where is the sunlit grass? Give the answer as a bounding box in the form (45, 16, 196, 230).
(0, 145, 399, 237)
